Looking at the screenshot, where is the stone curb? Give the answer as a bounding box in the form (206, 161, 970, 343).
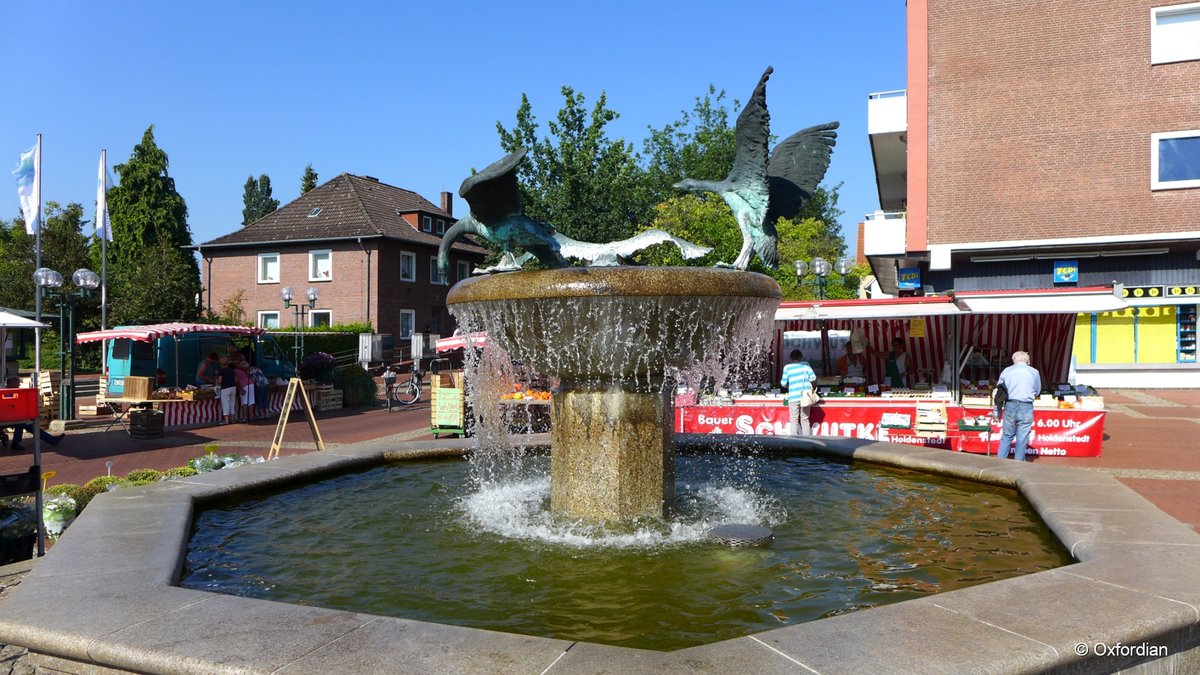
(0, 435, 1196, 673)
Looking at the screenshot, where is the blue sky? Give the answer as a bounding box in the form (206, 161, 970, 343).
(3, 1, 907, 254)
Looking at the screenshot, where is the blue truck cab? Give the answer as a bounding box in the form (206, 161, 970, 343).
(104, 330, 294, 398)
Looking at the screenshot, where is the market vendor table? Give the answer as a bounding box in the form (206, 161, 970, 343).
(675, 398, 1106, 457)
(104, 390, 306, 434)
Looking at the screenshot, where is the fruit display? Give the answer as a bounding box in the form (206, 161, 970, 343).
(500, 383, 552, 401)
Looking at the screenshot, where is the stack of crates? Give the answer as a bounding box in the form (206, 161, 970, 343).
(20, 371, 60, 429)
(315, 387, 343, 411)
(129, 408, 164, 440)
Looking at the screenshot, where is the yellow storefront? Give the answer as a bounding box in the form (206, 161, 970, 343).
(1074, 285, 1198, 387)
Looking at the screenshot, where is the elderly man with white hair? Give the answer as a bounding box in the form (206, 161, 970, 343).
(995, 351, 1042, 461)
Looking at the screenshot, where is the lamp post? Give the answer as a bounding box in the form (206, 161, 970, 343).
(34, 267, 100, 420)
(281, 286, 319, 365)
(794, 256, 854, 300)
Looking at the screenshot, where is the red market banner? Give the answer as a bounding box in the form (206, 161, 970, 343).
(676, 404, 1104, 457)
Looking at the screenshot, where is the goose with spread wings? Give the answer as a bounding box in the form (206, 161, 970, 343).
(438, 148, 567, 279)
(673, 66, 838, 271)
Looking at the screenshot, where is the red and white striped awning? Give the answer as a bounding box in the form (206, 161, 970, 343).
(776, 296, 962, 321)
(435, 332, 488, 352)
(76, 323, 267, 344)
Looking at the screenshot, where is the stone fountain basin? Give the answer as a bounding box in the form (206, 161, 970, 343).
(447, 267, 781, 383)
(0, 437, 1198, 674)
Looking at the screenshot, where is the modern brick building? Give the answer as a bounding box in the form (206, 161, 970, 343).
(863, 0, 1200, 386)
(197, 173, 488, 347)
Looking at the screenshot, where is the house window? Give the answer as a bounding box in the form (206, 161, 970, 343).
(400, 251, 416, 282)
(1152, 3, 1200, 64)
(430, 256, 447, 285)
(422, 216, 432, 232)
(309, 249, 332, 281)
(1151, 130, 1200, 189)
(437, 219, 446, 235)
(307, 207, 322, 218)
(257, 311, 280, 329)
(457, 260, 471, 283)
(257, 253, 279, 284)
(399, 309, 415, 339)
(309, 310, 332, 328)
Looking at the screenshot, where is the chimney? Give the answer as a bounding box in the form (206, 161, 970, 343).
(440, 191, 453, 216)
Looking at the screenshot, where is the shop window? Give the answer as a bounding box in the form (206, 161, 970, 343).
(309, 310, 332, 328)
(257, 311, 280, 329)
(400, 251, 416, 282)
(257, 253, 279, 284)
(1152, 130, 1200, 189)
(1152, 3, 1200, 64)
(309, 249, 332, 281)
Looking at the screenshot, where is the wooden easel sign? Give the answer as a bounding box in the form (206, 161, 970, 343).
(268, 378, 325, 460)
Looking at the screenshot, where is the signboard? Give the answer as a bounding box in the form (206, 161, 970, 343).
(908, 317, 926, 338)
(676, 403, 1105, 457)
(1053, 260, 1078, 284)
(1121, 285, 1164, 300)
(897, 267, 922, 290)
(1165, 285, 1199, 298)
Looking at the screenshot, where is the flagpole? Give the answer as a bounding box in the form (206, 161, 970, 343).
(100, 149, 108, 330)
(31, 133, 45, 559)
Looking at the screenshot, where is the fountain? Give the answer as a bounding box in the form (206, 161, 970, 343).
(447, 266, 780, 521)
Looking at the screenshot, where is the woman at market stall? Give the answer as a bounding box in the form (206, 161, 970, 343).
(195, 352, 220, 387)
(872, 337, 910, 388)
(781, 350, 818, 435)
(836, 342, 867, 380)
(218, 356, 239, 424)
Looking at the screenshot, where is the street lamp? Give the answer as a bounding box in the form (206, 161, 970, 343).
(794, 257, 852, 300)
(281, 286, 319, 365)
(34, 267, 100, 420)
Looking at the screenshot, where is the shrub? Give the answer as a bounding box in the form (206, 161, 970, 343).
(125, 468, 164, 485)
(163, 466, 199, 479)
(45, 484, 84, 512)
(188, 455, 224, 473)
(77, 476, 130, 510)
(334, 363, 379, 407)
(298, 351, 336, 384)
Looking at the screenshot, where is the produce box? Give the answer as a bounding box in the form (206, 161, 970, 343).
(124, 376, 155, 401)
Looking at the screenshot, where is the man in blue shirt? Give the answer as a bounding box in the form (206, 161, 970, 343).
(781, 350, 817, 435)
(995, 351, 1042, 461)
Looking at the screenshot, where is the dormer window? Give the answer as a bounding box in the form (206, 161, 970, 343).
(307, 207, 322, 218)
(422, 216, 432, 232)
(437, 219, 446, 235)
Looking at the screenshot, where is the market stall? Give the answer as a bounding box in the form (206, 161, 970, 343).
(76, 323, 303, 432)
(675, 286, 1127, 457)
(433, 332, 551, 434)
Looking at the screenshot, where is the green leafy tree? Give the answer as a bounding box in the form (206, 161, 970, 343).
(0, 216, 35, 310)
(497, 88, 652, 244)
(105, 125, 201, 324)
(242, 174, 279, 226)
(300, 164, 318, 194)
(643, 85, 739, 197)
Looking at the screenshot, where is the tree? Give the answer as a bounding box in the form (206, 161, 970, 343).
(300, 164, 318, 194)
(643, 85, 739, 198)
(497, 87, 652, 244)
(242, 174, 279, 226)
(0, 216, 36, 310)
(0, 203, 95, 315)
(106, 125, 201, 323)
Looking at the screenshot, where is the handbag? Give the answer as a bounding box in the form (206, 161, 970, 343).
(801, 389, 820, 406)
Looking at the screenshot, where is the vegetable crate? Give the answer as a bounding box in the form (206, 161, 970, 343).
(430, 365, 467, 438)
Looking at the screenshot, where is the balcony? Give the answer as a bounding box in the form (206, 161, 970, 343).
(863, 210, 907, 257)
(868, 90, 907, 211)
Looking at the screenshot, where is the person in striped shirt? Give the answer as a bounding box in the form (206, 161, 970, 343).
(781, 349, 818, 435)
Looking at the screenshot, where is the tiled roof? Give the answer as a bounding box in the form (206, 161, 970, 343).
(199, 173, 485, 254)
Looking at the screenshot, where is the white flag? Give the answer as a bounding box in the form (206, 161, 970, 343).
(96, 149, 113, 241)
(13, 138, 41, 235)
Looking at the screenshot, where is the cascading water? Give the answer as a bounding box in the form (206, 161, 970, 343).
(447, 266, 781, 523)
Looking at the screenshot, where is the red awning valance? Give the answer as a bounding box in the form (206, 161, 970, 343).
(76, 323, 266, 344)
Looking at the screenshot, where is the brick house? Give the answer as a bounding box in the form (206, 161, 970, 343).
(862, 0, 1200, 386)
(197, 173, 488, 345)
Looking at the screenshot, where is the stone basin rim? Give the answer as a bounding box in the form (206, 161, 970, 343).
(446, 266, 783, 304)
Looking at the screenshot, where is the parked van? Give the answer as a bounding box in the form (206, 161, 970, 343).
(104, 329, 294, 399)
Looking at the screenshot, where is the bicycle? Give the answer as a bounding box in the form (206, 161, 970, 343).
(384, 364, 422, 411)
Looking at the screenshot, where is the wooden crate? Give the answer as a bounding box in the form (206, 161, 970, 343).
(124, 376, 155, 401)
(316, 389, 343, 411)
